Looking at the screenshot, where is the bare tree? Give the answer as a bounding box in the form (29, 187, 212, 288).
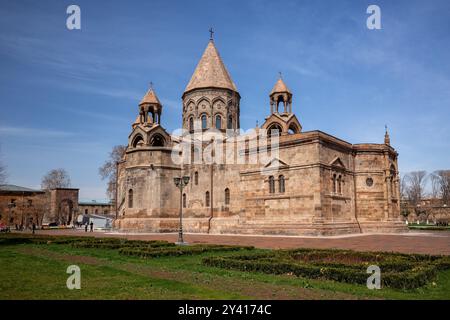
(0, 146, 6, 184)
(99, 145, 126, 201)
(405, 171, 427, 206)
(41, 168, 71, 190)
(433, 170, 450, 205)
(0, 160, 6, 184)
(430, 172, 441, 200)
(399, 174, 408, 200)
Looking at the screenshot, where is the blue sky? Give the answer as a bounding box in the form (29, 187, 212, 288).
(0, 0, 449, 199)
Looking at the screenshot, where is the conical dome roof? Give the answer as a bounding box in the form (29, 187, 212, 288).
(184, 40, 238, 93)
(270, 78, 291, 95)
(139, 88, 161, 106)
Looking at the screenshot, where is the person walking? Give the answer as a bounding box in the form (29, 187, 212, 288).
(84, 223, 88, 232)
(90, 221, 94, 232)
(32, 223, 36, 235)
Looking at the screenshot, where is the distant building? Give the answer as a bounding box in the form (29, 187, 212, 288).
(78, 200, 113, 216)
(0, 184, 45, 228)
(77, 213, 113, 230)
(401, 197, 450, 224)
(0, 184, 79, 227)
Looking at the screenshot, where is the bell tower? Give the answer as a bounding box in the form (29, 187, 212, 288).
(261, 74, 302, 135)
(182, 33, 240, 132)
(138, 84, 162, 127)
(270, 74, 293, 114)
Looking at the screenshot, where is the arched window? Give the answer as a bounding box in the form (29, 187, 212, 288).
(269, 176, 275, 194)
(205, 191, 210, 207)
(190, 146, 200, 164)
(132, 135, 144, 148)
(225, 188, 230, 205)
(227, 115, 233, 129)
(338, 175, 342, 194)
(288, 124, 298, 134)
(332, 174, 337, 193)
(182, 193, 186, 208)
(128, 189, 133, 208)
(215, 115, 222, 129)
(201, 114, 207, 129)
(194, 171, 198, 185)
(268, 124, 282, 136)
(189, 117, 194, 131)
(279, 175, 285, 193)
(150, 134, 165, 147)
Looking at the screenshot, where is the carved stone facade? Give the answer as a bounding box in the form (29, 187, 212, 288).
(114, 39, 405, 235)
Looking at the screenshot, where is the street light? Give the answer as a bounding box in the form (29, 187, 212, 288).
(174, 175, 190, 245)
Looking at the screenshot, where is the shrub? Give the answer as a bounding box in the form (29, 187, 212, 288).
(0, 234, 175, 249)
(119, 245, 254, 258)
(202, 248, 450, 289)
(71, 240, 175, 250)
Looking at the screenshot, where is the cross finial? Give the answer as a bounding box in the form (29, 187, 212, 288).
(384, 124, 390, 145)
(278, 71, 282, 79)
(209, 27, 214, 40)
(149, 81, 154, 90)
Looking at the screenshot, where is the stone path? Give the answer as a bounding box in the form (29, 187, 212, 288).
(20, 229, 450, 255)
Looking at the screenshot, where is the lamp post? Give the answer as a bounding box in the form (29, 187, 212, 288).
(174, 175, 190, 245)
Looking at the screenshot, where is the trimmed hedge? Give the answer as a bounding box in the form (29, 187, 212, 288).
(0, 234, 176, 249)
(119, 245, 254, 258)
(71, 240, 175, 250)
(0, 235, 89, 245)
(0, 235, 253, 259)
(202, 248, 450, 290)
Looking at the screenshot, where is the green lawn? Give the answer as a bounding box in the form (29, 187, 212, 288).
(1, 240, 450, 300)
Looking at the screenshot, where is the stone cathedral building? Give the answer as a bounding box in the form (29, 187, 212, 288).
(114, 37, 404, 235)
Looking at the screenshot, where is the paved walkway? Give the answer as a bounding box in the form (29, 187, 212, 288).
(19, 229, 450, 255)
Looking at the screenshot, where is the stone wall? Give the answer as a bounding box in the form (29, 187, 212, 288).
(78, 203, 113, 215)
(405, 205, 450, 223)
(115, 128, 405, 235)
(0, 192, 48, 227)
(47, 188, 79, 225)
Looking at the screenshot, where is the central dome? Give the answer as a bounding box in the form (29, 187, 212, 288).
(184, 40, 238, 94)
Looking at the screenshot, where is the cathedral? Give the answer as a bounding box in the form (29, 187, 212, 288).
(114, 36, 405, 236)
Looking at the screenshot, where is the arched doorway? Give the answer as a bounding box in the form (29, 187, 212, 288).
(59, 199, 74, 225)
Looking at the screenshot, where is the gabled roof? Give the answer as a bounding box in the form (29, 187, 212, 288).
(270, 78, 291, 95)
(184, 40, 238, 93)
(264, 158, 289, 168)
(139, 88, 161, 106)
(330, 157, 346, 169)
(132, 115, 141, 128)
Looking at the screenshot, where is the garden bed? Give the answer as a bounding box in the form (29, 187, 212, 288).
(202, 248, 450, 289)
(119, 244, 254, 258)
(0, 234, 254, 258)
